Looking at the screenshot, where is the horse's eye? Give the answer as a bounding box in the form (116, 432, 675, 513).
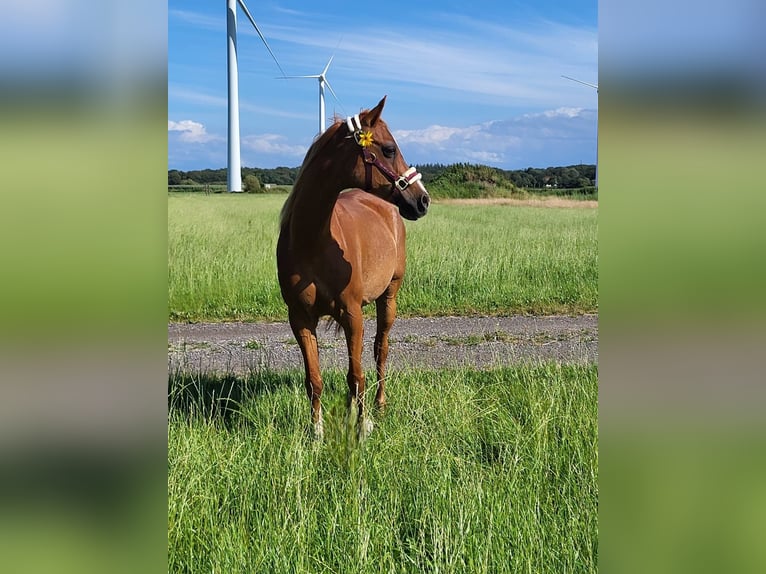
(381, 144, 396, 158)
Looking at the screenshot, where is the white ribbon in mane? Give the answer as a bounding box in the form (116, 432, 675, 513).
(345, 114, 362, 133)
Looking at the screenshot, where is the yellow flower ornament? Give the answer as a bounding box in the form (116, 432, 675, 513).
(357, 130, 374, 148)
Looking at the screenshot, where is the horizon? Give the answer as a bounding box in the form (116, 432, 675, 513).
(168, 161, 597, 174)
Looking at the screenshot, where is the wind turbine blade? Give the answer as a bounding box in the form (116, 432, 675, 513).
(322, 54, 334, 77)
(237, 0, 287, 77)
(324, 79, 345, 115)
(278, 74, 321, 79)
(561, 75, 598, 90)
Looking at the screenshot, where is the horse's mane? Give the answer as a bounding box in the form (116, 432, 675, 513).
(279, 115, 347, 227)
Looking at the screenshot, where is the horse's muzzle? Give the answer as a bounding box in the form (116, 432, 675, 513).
(398, 189, 430, 220)
(416, 192, 430, 216)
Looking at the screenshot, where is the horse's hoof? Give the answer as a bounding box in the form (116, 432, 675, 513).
(358, 417, 374, 441)
(309, 410, 324, 442)
(314, 419, 324, 441)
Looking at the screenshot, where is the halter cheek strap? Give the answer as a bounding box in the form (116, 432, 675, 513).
(363, 150, 422, 192)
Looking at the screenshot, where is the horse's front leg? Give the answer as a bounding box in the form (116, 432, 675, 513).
(289, 311, 324, 440)
(340, 308, 372, 439)
(374, 280, 401, 412)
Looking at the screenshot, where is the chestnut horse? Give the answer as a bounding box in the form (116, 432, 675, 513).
(276, 96, 430, 439)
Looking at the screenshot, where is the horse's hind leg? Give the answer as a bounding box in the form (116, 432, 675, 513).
(289, 311, 324, 439)
(339, 307, 372, 439)
(374, 279, 401, 412)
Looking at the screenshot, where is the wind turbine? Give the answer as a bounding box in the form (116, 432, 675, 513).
(226, 0, 286, 192)
(562, 75, 599, 187)
(280, 56, 341, 135)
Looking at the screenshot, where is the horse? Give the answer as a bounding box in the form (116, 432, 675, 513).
(276, 96, 430, 440)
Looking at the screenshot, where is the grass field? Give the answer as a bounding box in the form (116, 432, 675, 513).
(168, 364, 598, 573)
(168, 193, 597, 321)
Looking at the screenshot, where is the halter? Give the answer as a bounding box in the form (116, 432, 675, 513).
(345, 114, 423, 197)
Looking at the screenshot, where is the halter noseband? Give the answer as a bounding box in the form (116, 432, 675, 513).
(345, 114, 423, 197)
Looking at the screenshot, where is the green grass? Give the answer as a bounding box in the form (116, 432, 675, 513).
(168, 364, 598, 573)
(400, 201, 597, 316)
(168, 194, 597, 321)
(168, 193, 286, 321)
(531, 188, 598, 201)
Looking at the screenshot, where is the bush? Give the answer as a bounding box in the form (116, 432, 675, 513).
(427, 163, 522, 199)
(243, 174, 262, 193)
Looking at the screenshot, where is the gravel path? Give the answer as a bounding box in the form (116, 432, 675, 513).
(169, 314, 597, 375)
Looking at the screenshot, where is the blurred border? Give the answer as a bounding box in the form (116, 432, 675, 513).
(600, 0, 766, 572)
(2, 1, 765, 572)
(0, 2, 167, 573)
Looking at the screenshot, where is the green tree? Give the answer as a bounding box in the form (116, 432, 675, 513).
(243, 174, 262, 193)
(168, 170, 183, 185)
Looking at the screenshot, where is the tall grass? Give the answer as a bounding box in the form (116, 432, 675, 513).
(168, 193, 285, 321)
(401, 201, 597, 316)
(168, 364, 598, 573)
(168, 194, 597, 321)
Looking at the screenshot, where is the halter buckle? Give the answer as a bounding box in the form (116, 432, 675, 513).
(395, 168, 422, 191)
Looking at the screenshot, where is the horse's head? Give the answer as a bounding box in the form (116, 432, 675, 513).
(344, 96, 430, 220)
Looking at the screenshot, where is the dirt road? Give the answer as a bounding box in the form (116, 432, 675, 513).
(169, 314, 597, 375)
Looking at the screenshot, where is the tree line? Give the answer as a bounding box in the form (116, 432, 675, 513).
(169, 163, 596, 194)
(168, 166, 299, 187)
(416, 163, 596, 189)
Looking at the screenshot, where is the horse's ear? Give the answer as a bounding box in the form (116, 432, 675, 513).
(363, 96, 387, 127)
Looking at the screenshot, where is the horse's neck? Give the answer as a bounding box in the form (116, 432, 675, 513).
(288, 155, 356, 247)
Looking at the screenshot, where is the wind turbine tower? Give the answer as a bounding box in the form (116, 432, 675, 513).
(226, 0, 285, 192)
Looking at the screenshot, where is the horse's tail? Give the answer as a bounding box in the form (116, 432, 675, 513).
(322, 316, 343, 337)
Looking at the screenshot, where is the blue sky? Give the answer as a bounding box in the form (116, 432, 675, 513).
(168, 0, 598, 171)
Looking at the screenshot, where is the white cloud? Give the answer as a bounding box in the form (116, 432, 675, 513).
(168, 120, 220, 143)
(241, 134, 307, 157)
(462, 150, 506, 164)
(394, 107, 597, 168)
(540, 107, 584, 119)
(394, 125, 481, 145)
